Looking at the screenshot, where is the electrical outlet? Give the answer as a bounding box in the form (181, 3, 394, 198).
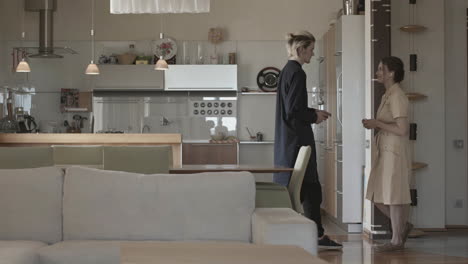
(454, 199, 464, 208)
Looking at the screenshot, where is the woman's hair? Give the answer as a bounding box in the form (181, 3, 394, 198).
(380, 56, 405, 83)
(286, 31, 315, 59)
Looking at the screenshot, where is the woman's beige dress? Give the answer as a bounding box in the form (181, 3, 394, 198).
(366, 83, 412, 205)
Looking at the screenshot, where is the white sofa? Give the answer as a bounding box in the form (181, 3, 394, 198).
(0, 166, 317, 264)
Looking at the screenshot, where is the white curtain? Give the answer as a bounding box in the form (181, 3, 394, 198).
(110, 0, 210, 14)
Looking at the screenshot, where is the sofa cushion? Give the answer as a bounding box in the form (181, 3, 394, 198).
(63, 167, 256, 242)
(0, 167, 64, 244)
(0, 147, 53, 169)
(0, 240, 47, 264)
(38, 241, 120, 264)
(103, 146, 172, 174)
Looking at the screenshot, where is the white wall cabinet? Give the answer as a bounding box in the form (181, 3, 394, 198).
(93, 65, 164, 91)
(165, 65, 238, 91)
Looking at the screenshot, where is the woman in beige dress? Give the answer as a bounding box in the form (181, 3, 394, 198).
(362, 56, 413, 252)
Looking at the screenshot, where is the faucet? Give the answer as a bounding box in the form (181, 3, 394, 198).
(142, 125, 151, 133)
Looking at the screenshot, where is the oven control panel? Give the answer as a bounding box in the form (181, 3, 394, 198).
(189, 100, 237, 117)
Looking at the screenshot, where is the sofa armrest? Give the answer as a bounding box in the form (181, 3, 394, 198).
(251, 208, 317, 256)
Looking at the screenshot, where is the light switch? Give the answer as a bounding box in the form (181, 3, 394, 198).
(453, 140, 464, 149)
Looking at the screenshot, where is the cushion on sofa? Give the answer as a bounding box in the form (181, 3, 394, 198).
(0, 147, 53, 169)
(52, 145, 103, 169)
(63, 166, 256, 242)
(0, 241, 46, 264)
(0, 167, 64, 244)
(38, 240, 120, 264)
(103, 146, 172, 174)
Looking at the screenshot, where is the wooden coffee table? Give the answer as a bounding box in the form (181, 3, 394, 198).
(121, 242, 327, 264)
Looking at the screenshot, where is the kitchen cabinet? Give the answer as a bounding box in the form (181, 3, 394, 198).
(182, 142, 238, 165)
(92, 65, 164, 91)
(165, 65, 238, 91)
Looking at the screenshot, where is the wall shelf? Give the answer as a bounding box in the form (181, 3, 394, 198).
(412, 162, 428, 170)
(240, 92, 276, 95)
(406, 92, 428, 101)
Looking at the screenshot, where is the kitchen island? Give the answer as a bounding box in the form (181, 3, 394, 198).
(0, 133, 182, 167)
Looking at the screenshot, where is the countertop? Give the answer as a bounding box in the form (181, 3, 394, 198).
(0, 133, 182, 144)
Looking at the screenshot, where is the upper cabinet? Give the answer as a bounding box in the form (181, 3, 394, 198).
(93, 65, 164, 91)
(165, 65, 238, 91)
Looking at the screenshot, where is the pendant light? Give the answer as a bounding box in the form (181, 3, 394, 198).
(85, 0, 99, 75)
(155, 15, 168, 71)
(16, 0, 30, 73)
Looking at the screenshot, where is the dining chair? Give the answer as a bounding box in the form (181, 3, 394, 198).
(255, 146, 311, 214)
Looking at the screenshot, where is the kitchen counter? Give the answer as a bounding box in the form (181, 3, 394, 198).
(0, 133, 182, 166)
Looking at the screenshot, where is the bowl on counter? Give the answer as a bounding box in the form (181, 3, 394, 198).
(210, 132, 226, 141)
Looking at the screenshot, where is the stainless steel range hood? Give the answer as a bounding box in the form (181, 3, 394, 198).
(24, 0, 77, 58)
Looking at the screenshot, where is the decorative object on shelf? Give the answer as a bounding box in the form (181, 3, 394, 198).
(228, 52, 236, 64)
(256, 67, 281, 92)
(154, 37, 177, 61)
(406, 92, 427, 101)
(110, 0, 210, 14)
(60, 88, 80, 113)
(85, 0, 99, 75)
(208, 27, 223, 64)
(154, 15, 173, 70)
(117, 44, 137, 65)
(135, 56, 153, 64)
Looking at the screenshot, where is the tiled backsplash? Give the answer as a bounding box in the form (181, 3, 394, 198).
(93, 91, 237, 140)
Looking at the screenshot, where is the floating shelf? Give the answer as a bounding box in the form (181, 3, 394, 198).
(400, 25, 427, 33)
(406, 92, 428, 101)
(412, 162, 428, 170)
(240, 92, 276, 95)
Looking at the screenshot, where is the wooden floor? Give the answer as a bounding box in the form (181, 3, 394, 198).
(318, 219, 468, 264)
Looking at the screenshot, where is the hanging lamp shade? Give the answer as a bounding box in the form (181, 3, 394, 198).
(110, 0, 210, 14)
(16, 58, 31, 73)
(85, 61, 100, 75)
(155, 57, 168, 70)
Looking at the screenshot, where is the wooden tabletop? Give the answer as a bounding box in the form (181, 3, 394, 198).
(0, 133, 182, 144)
(121, 241, 326, 264)
(169, 164, 293, 174)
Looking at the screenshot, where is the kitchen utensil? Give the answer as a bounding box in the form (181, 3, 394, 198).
(245, 127, 256, 141)
(17, 115, 37, 133)
(0, 91, 19, 133)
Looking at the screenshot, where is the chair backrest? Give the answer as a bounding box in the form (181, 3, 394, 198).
(103, 145, 173, 174)
(287, 146, 311, 214)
